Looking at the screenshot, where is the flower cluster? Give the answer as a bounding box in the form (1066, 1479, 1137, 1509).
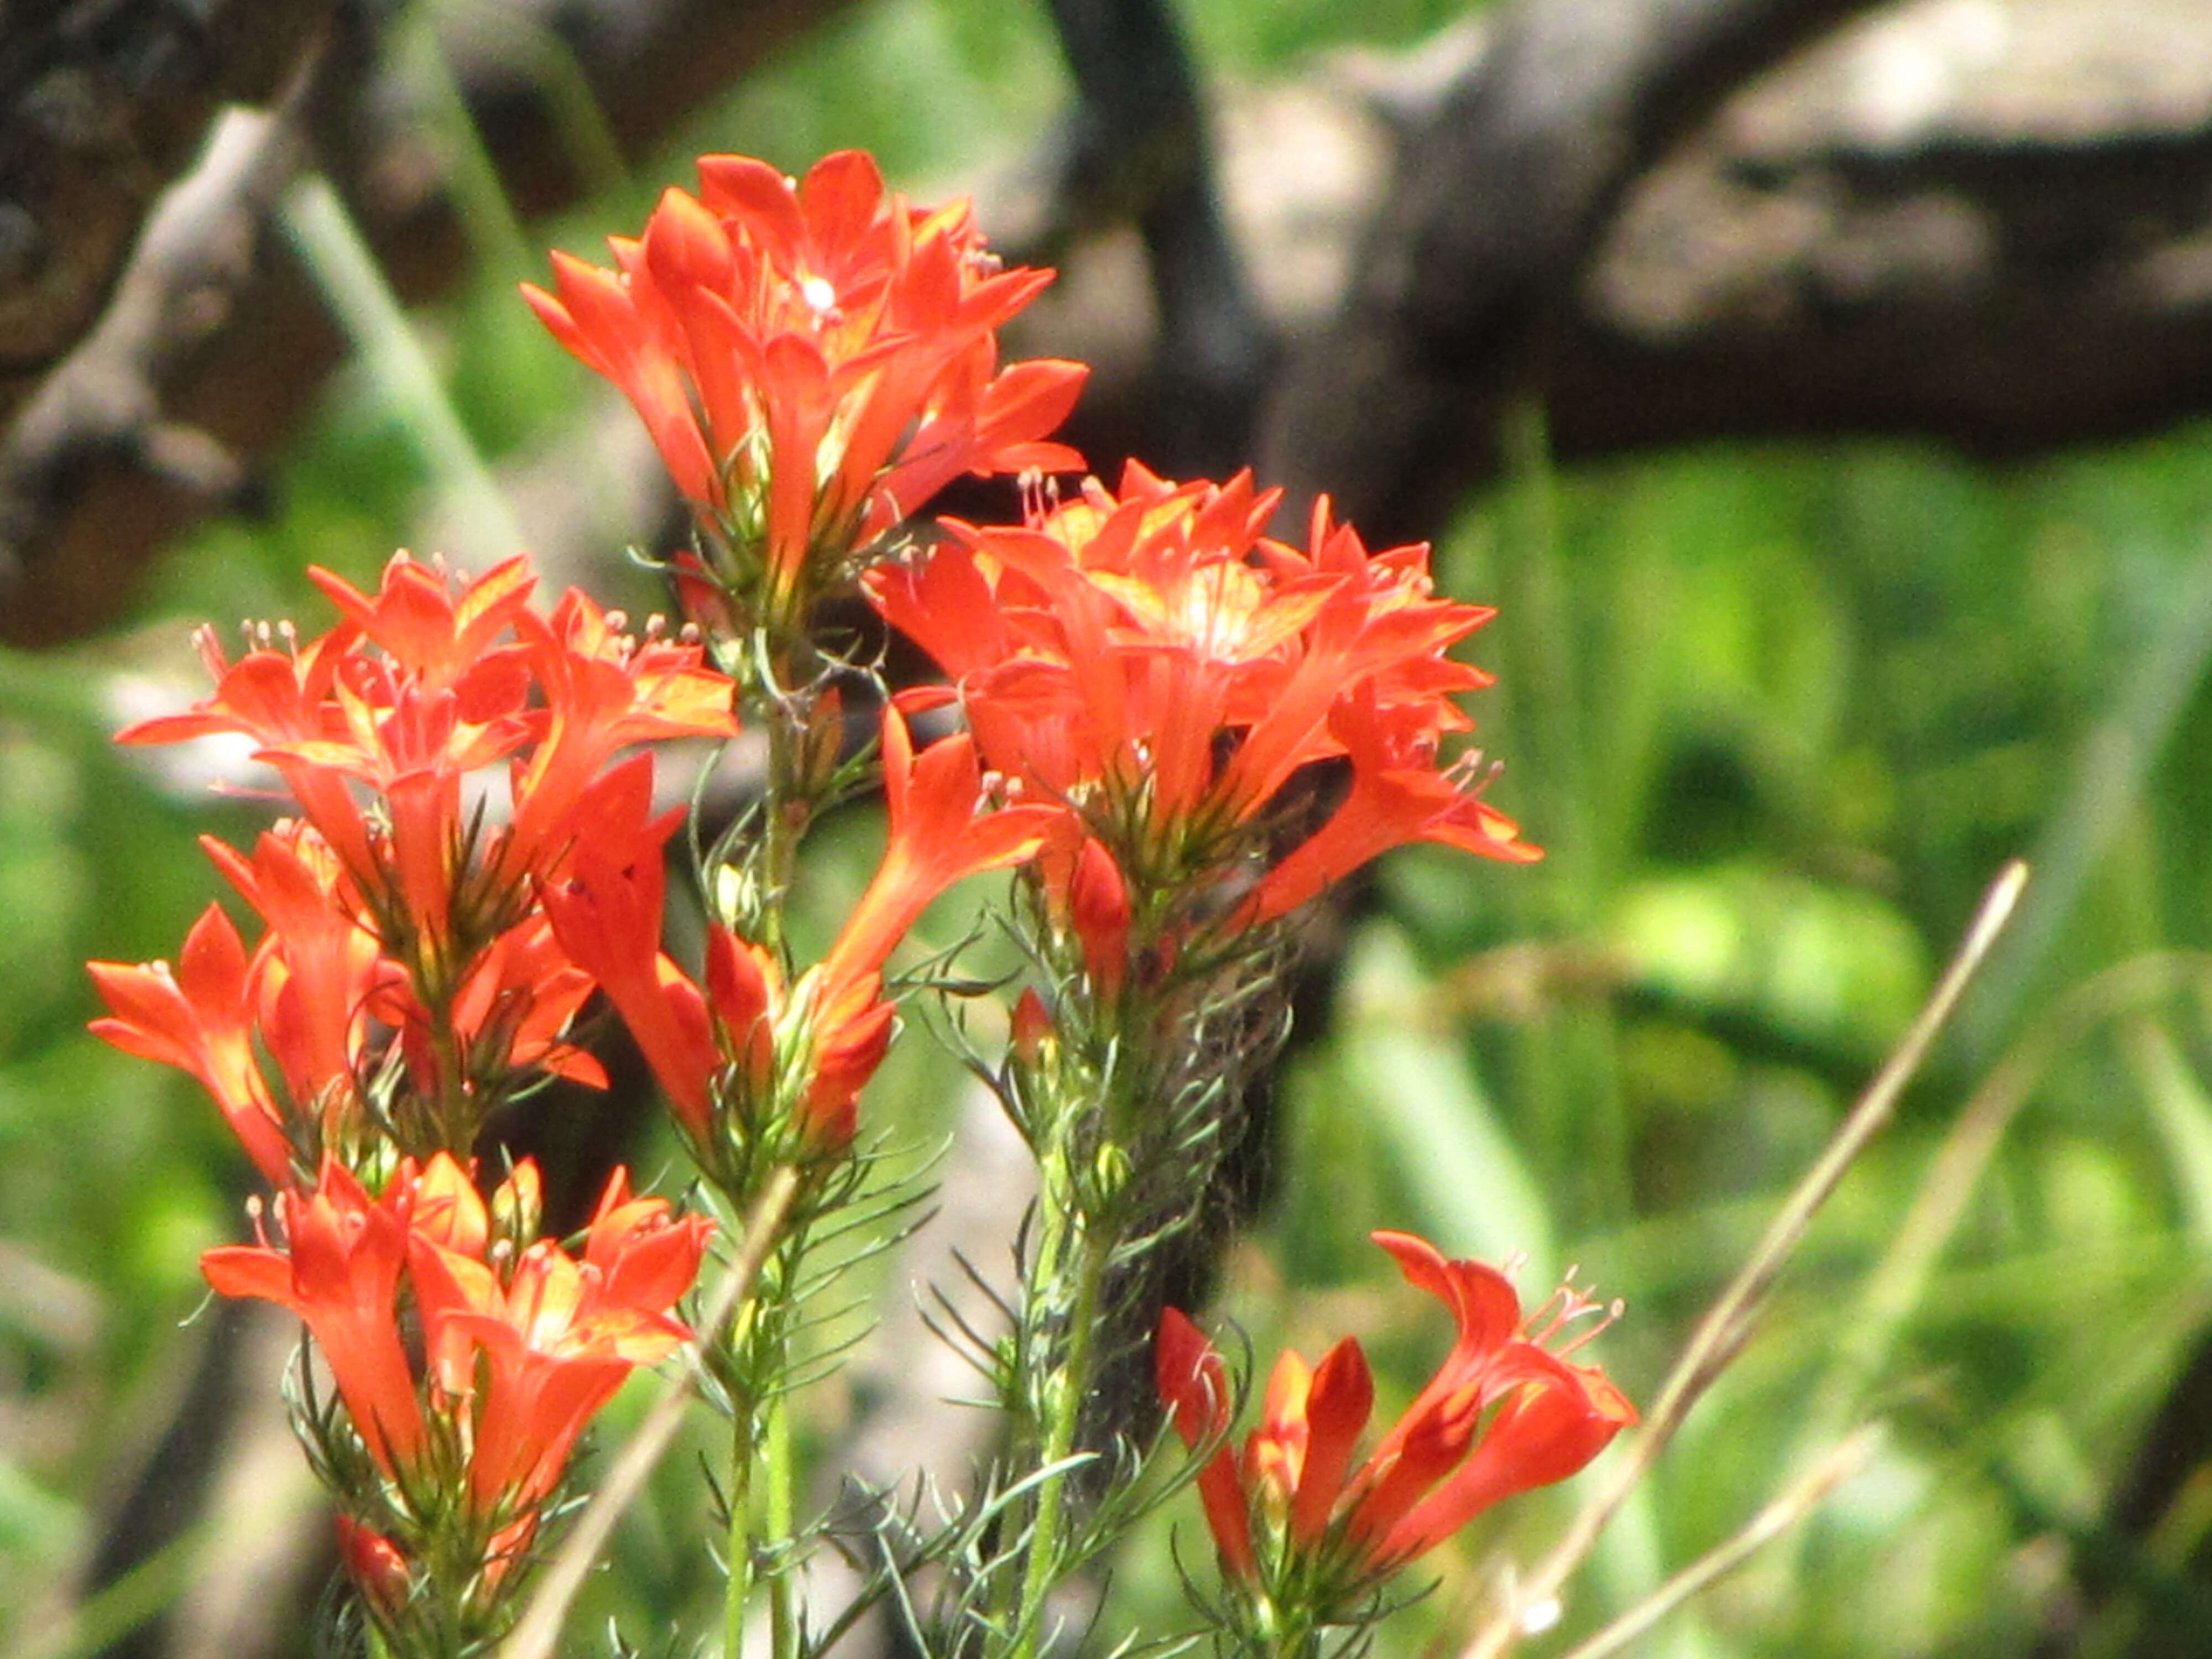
(1157, 1233, 1636, 1637)
(90, 555, 740, 1171)
(526, 150, 1086, 639)
(91, 144, 1631, 1659)
(89, 555, 727, 1642)
(208, 1155, 709, 1649)
(518, 152, 1610, 1648)
(870, 463, 1537, 1000)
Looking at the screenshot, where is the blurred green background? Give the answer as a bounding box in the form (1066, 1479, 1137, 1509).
(8, 1, 2212, 1656)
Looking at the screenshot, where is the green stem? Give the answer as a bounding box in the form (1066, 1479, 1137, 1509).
(767, 1395, 799, 1659)
(1248, 1604, 1320, 1659)
(725, 1395, 763, 1659)
(1005, 1191, 1111, 1659)
(723, 1224, 808, 1659)
(755, 697, 804, 952)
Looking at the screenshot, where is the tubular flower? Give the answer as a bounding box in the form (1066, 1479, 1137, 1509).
(524, 150, 1086, 631)
(91, 812, 597, 1176)
(1156, 1232, 1634, 1616)
(201, 1159, 426, 1474)
(531, 768, 719, 1138)
(335, 1516, 412, 1626)
(202, 825, 386, 1117)
(1243, 690, 1539, 926)
(544, 707, 1055, 1163)
(371, 911, 607, 1104)
(106, 553, 738, 1167)
(869, 463, 1535, 968)
(88, 902, 296, 1187)
(408, 1164, 713, 1512)
(90, 822, 419, 1183)
(502, 588, 742, 882)
(817, 703, 1061, 994)
(118, 552, 735, 959)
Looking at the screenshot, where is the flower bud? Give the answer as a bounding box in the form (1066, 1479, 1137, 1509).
(1010, 988, 1055, 1070)
(1068, 839, 1130, 1002)
(336, 1515, 412, 1624)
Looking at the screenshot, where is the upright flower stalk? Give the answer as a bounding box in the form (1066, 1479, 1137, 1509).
(91, 555, 728, 1650)
(864, 464, 1553, 1659)
(95, 145, 1619, 1659)
(521, 151, 1088, 1659)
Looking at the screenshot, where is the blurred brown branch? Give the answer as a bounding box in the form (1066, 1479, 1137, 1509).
(0, 0, 855, 645)
(15, 0, 2212, 644)
(0, 0, 336, 430)
(1037, 0, 2212, 545)
(1260, 0, 1890, 539)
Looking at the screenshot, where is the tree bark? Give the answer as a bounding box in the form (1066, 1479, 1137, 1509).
(0, 0, 855, 645)
(1256, 0, 1895, 542)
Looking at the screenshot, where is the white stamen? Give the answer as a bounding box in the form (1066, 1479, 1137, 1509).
(801, 275, 837, 314)
(1519, 1597, 1563, 1636)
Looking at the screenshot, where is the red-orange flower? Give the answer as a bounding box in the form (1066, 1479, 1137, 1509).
(204, 1155, 708, 1515)
(525, 151, 1086, 628)
(869, 465, 1535, 963)
(372, 910, 606, 1102)
(545, 707, 1055, 1159)
(107, 554, 738, 1167)
(119, 554, 735, 952)
(532, 763, 719, 1139)
(408, 1164, 712, 1511)
(92, 807, 607, 1175)
(117, 617, 374, 880)
(1156, 1232, 1634, 1607)
(503, 588, 740, 883)
(205, 823, 390, 1138)
(201, 1159, 426, 1474)
(817, 702, 1061, 994)
(1243, 690, 1538, 926)
(89, 903, 295, 1186)
(335, 1516, 412, 1624)
(309, 554, 537, 693)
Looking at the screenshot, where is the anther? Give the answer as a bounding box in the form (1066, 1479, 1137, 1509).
(1518, 1597, 1563, 1637)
